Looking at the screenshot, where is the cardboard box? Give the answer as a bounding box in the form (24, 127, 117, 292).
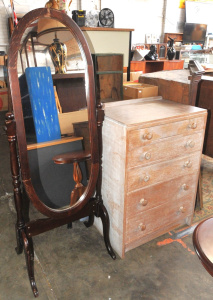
(0, 56, 5, 66)
(123, 71, 143, 82)
(0, 88, 8, 111)
(58, 109, 88, 135)
(123, 83, 158, 100)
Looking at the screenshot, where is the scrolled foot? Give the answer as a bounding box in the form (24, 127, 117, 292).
(22, 231, 39, 297)
(98, 204, 116, 260)
(31, 279, 39, 297)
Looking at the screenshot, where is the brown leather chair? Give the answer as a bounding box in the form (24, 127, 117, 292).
(193, 217, 213, 276)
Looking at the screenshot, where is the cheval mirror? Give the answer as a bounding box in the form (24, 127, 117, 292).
(6, 8, 116, 297)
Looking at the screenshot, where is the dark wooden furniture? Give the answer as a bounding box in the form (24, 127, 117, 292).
(92, 53, 123, 103)
(144, 43, 167, 58)
(5, 8, 115, 297)
(164, 33, 183, 43)
(81, 27, 134, 81)
(131, 59, 184, 73)
(52, 73, 86, 113)
(193, 217, 213, 276)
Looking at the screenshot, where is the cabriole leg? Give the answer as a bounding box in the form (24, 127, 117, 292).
(22, 231, 38, 297)
(98, 203, 116, 260)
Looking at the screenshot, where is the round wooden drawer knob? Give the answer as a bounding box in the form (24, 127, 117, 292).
(182, 183, 189, 191)
(139, 198, 148, 206)
(140, 152, 151, 161)
(188, 122, 197, 129)
(144, 175, 150, 182)
(186, 140, 195, 148)
(144, 152, 151, 160)
(143, 132, 153, 140)
(179, 206, 186, 213)
(138, 223, 146, 231)
(184, 160, 192, 168)
(140, 175, 150, 183)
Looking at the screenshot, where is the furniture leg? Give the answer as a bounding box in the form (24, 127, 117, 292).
(5, 113, 25, 254)
(67, 222, 73, 229)
(98, 203, 116, 260)
(95, 104, 116, 259)
(84, 214, 94, 228)
(15, 224, 23, 254)
(22, 230, 38, 297)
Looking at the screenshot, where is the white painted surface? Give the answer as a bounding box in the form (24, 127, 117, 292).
(83, 30, 130, 66)
(101, 0, 165, 44)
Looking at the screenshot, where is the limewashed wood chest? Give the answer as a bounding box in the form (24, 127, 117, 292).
(95, 97, 207, 258)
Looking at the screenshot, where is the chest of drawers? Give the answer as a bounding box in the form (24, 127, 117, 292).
(94, 97, 207, 258)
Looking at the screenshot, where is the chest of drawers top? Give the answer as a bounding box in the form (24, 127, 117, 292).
(104, 97, 206, 129)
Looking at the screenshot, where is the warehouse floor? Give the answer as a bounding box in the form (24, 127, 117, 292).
(1, 111, 213, 300)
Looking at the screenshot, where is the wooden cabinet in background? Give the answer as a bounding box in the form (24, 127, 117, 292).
(131, 60, 184, 73)
(164, 33, 183, 43)
(94, 97, 207, 258)
(52, 73, 86, 113)
(92, 53, 123, 103)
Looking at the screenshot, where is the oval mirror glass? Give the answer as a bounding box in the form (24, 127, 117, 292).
(17, 16, 91, 210)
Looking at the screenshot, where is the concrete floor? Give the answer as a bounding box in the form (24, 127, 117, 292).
(1, 111, 213, 300)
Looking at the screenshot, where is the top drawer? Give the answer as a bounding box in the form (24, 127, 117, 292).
(128, 116, 205, 150)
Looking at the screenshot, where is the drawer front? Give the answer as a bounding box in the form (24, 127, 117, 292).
(127, 131, 203, 168)
(127, 151, 201, 193)
(126, 196, 193, 243)
(126, 173, 198, 218)
(128, 116, 205, 150)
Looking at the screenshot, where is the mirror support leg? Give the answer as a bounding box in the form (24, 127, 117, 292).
(22, 231, 38, 297)
(5, 112, 25, 254)
(84, 213, 94, 228)
(95, 104, 116, 260)
(98, 203, 116, 260)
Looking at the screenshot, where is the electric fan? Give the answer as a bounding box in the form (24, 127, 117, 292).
(99, 8, 114, 28)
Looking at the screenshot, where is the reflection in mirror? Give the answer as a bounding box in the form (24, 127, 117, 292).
(18, 17, 90, 210)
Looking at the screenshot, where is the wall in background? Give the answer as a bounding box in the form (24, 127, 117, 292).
(101, 0, 166, 45)
(0, 0, 100, 77)
(2, 0, 205, 78)
(164, 0, 185, 34)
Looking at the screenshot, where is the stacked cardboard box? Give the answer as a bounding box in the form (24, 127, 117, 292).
(123, 82, 158, 100)
(123, 71, 143, 82)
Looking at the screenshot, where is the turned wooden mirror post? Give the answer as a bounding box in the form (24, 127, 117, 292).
(5, 8, 115, 297)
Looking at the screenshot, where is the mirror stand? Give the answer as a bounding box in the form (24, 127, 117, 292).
(5, 8, 116, 298)
(5, 102, 116, 297)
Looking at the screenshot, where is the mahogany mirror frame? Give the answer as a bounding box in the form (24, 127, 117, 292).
(7, 8, 99, 218)
(6, 8, 116, 297)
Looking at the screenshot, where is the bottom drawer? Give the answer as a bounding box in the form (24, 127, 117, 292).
(126, 196, 194, 244)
